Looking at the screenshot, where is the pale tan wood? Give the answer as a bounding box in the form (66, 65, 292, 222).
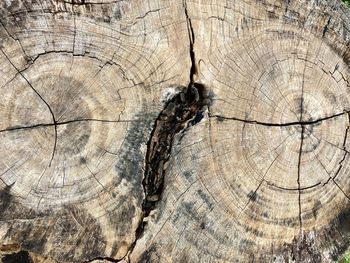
(130, 0, 350, 262)
(1, 0, 350, 262)
(0, 0, 189, 262)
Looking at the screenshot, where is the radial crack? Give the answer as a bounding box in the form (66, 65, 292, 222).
(209, 111, 347, 127)
(0, 118, 132, 133)
(183, 0, 197, 84)
(297, 126, 304, 230)
(49, 126, 58, 167)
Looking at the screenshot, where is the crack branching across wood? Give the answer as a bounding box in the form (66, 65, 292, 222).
(297, 126, 304, 230)
(209, 111, 347, 127)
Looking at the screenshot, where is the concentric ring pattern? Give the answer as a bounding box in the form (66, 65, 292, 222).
(2, 0, 350, 262)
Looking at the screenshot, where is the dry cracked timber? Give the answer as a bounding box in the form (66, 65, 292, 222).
(2, 0, 350, 262)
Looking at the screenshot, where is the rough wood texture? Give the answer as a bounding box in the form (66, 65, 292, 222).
(1, 0, 350, 262)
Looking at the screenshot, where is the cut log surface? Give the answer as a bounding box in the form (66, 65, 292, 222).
(1, 0, 350, 262)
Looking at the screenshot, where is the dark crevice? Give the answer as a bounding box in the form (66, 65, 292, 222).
(124, 84, 209, 261)
(332, 148, 348, 181)
(209, 110, 347, 127)
(284, 0, 290, 14)
(142, 83, 207, 214)
(72, 8, 77, 54)
(343, 113, 350, 148)
(30, 50, 101, 65)
(2, 250, 33, 263)
(297, 126, 304, 230)
(84, 256, 120, 263)
(135, 9, 161, 20)
(60, 0, 120, 5)
(124, 71, 207, 260)
(49, 126, 58, 167)
(183, 0, 197, 84)
(114, 1, 208, 261)
(322, 17, 331, 37)
(0, 123, 53, 133)
(0, 118, 131, 133)
(297, 62, 305, 233)
(266, 180, 321, 191)
(50, 132, 57, 167)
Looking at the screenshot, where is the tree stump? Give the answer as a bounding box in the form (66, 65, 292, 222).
(1, 0, 350, 262)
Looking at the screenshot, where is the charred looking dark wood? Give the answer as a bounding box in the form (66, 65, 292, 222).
(118, 2, 207, 260)
(2, 251, 33, 263)
(143, 83, 208, 216)
(125, 83, 210, 255)
(137, 0, 205, 229)
(116, 83, 209, 261)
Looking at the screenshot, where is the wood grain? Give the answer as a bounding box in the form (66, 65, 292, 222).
(1, 0, 350, 262)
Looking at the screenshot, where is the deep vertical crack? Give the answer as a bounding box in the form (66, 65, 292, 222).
(183, 0, 197, 84)
(108, 2, 209, 262)
(297, 54, 306, 232)
(297, 125, 304, 231)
